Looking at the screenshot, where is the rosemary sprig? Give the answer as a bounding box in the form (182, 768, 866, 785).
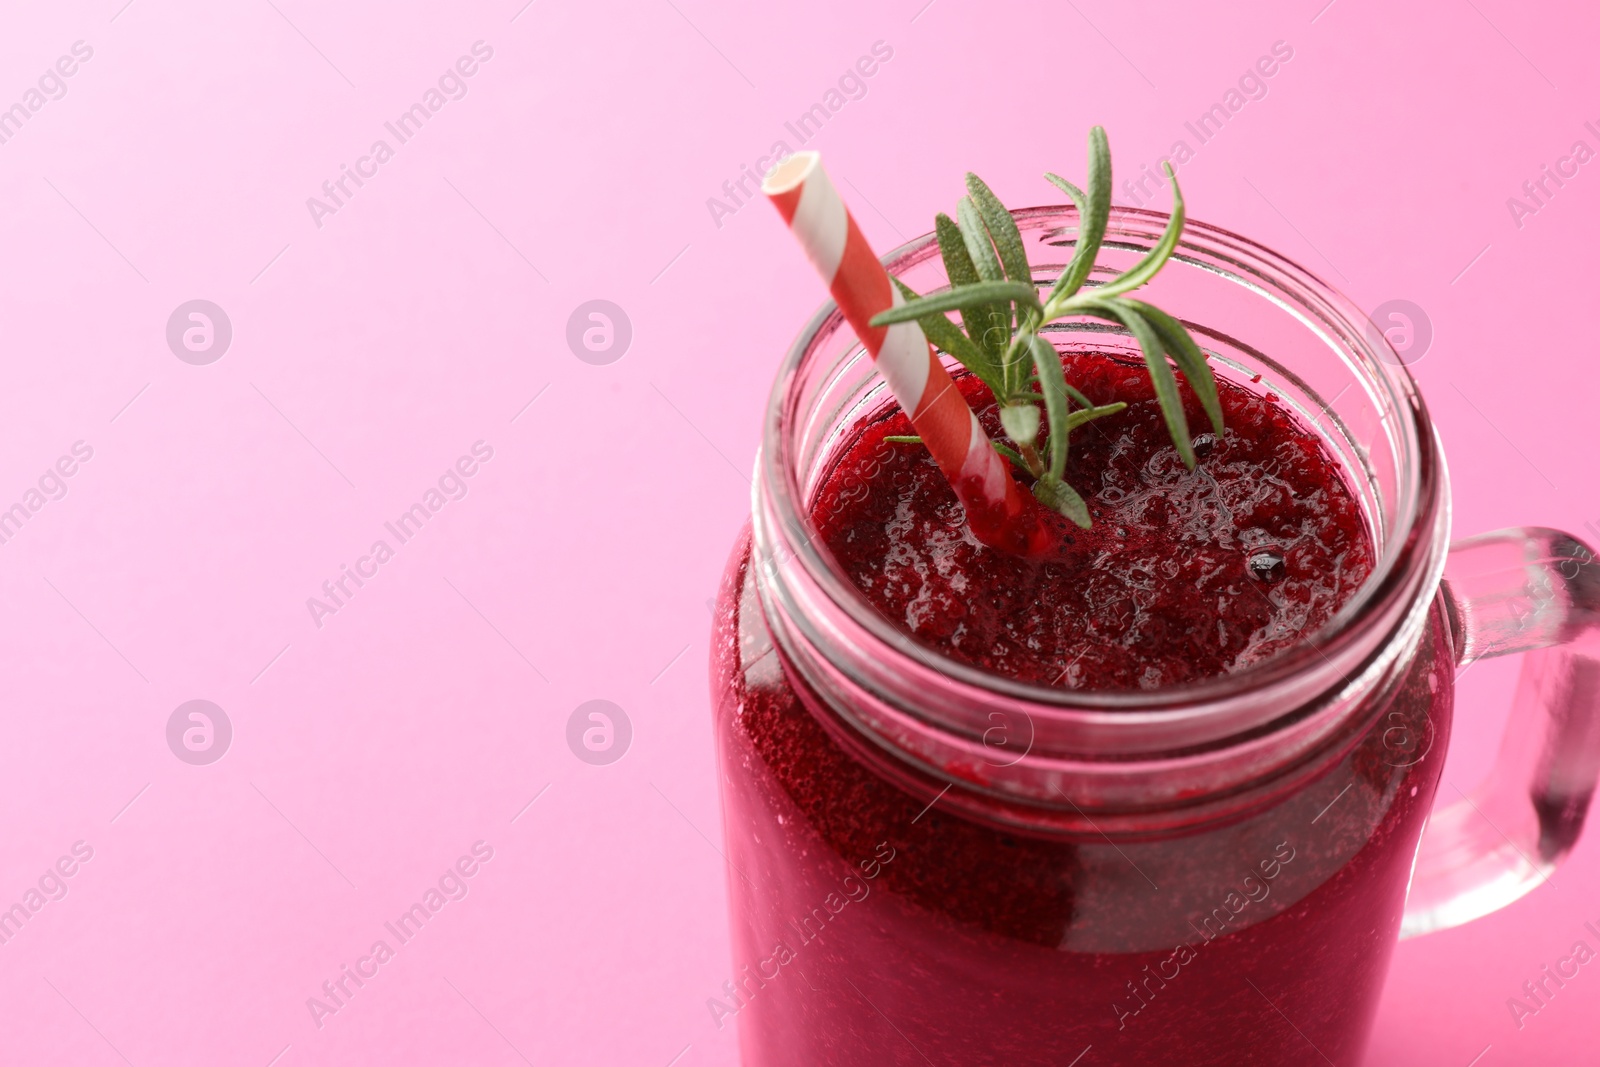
(869, 126, 1224, 529)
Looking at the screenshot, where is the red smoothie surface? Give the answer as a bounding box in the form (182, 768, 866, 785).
(811, 350, 1374, 689)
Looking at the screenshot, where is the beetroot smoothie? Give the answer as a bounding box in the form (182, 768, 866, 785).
(711, 351, 1452, 1065)
(814, 351, 1373, 689)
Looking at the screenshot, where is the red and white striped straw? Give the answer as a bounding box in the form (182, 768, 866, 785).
(763, 152, 1048, 556)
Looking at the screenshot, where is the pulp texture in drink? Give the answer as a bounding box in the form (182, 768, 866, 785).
(812, 351, 1373, 690)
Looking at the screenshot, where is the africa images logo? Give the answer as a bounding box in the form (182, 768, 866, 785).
(305, 841, 496, 1029)
(305, 42, 495, 229)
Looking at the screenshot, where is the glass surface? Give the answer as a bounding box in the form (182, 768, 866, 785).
(714, 532, 1450, 1064)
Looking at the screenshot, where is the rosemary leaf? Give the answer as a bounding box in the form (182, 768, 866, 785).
(999, 402, 1041, 448)
(1080, 298, 1195, 467)
(892, 278, 1003, 392)
(1028, 334, 1073, 482)
(1123, 299, 1224, 436)
(957, 195, 1006, 284)
(969, 174, 1040, 393)
(1064, 401, 1128, 431)
(1043, 172, 1087, 304)
(1044, 173, 1086, 206)
(956, 196, 1014, 364)
(869, 281, 1039, 327)
(887, 434, 1031, 476)
(1035, 473, 1091, 528)
(934, 212, 992, 356)
(1046, 126, 1111, 302)
(1094, 162, 1185, 299)
(935, 212, 983, 289)
(1062, 379, 1097, 409)
(966, 174, 1033, 291)
(991, 439, 1029, 470)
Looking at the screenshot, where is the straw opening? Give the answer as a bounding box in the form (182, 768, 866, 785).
(762, 151, 821, 196)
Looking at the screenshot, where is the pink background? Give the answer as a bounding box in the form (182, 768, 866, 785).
(0, 0, 1595, 1063)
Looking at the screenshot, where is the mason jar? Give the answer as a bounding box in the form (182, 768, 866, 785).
(708, 205, 1600, 1065)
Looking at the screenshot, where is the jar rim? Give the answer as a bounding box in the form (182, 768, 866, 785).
(756, 203, 1446, 731)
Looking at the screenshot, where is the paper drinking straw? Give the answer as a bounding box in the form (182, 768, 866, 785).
(763, 152, 1048, 556)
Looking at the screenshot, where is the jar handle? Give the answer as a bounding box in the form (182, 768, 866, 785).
(1401, 527, 1600, 938)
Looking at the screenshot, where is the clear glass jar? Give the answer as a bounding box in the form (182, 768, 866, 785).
(709, 206, 1600, 1065)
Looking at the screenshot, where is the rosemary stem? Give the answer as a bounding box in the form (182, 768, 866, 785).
(1019, 442, 1046, 477)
